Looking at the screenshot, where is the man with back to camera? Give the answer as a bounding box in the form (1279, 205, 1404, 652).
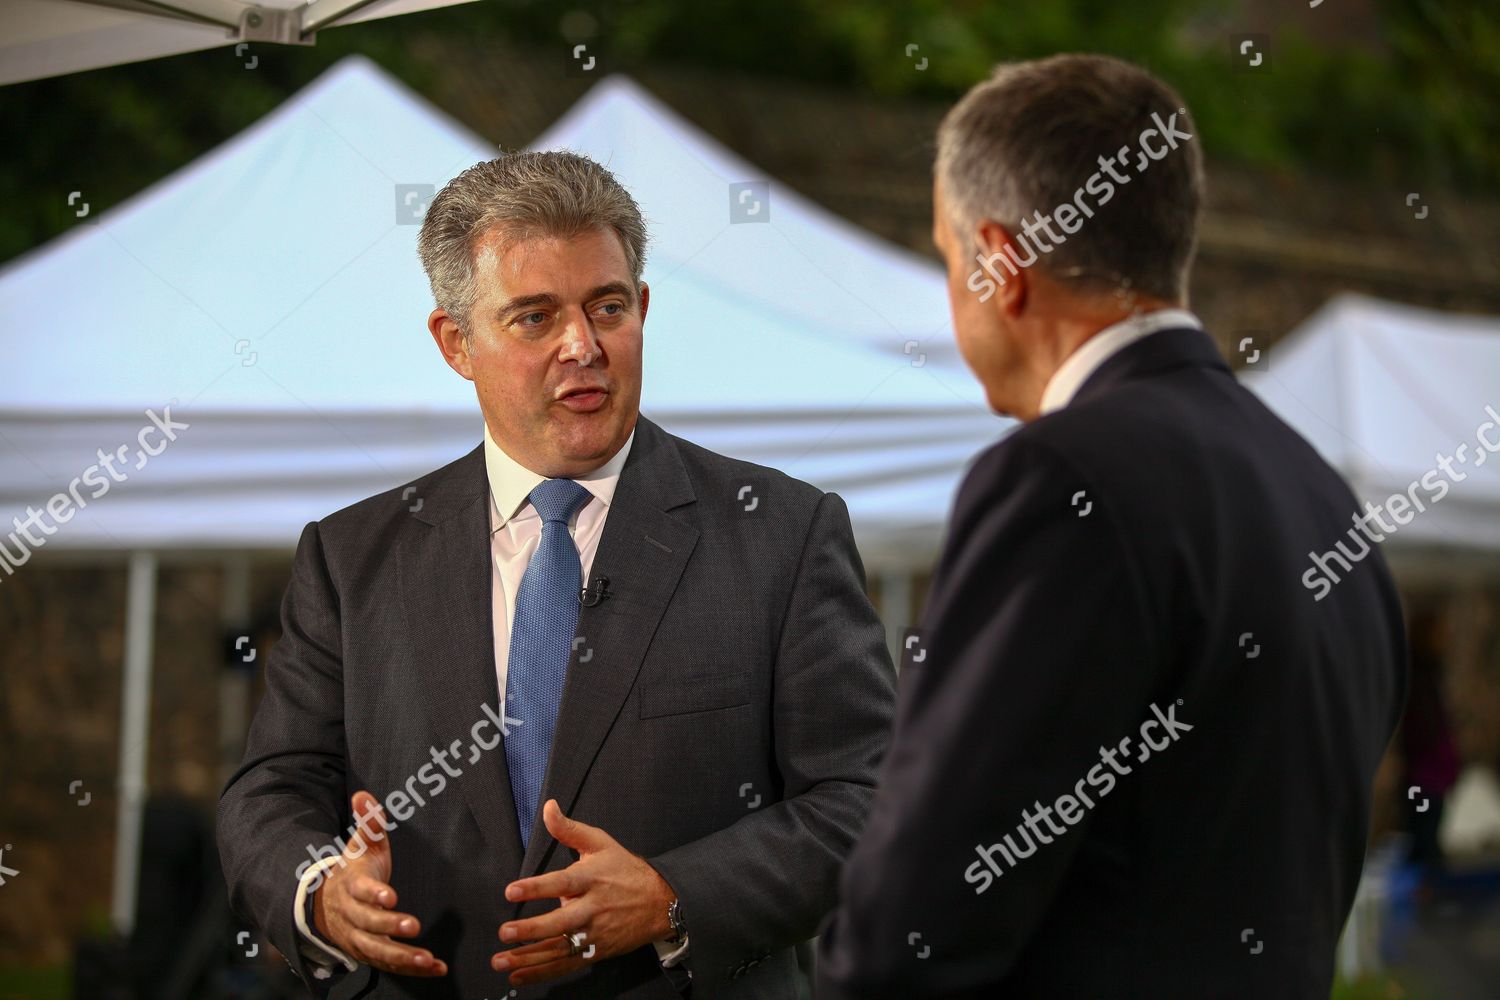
(217, 150, 896, 999)
(816, 54, 1406, 998)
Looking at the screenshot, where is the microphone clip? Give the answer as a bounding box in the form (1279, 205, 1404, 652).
(579, 576, 611, 607)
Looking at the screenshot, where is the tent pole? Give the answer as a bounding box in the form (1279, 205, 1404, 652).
(877, 569, 913, 671)
(110, 550, 157, 936)
(219, 554, 252, 787)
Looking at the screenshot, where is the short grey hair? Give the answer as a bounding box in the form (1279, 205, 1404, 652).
(416, 150, 649, 336)
(936, 54, 1204, 302)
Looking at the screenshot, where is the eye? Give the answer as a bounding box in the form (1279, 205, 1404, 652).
(517, 311, 548, 327)
(594, 302, 624, 319)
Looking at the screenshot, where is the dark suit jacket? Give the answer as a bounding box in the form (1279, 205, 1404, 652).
(218, 414, 896, 999)
(816, 327, 1406, 999)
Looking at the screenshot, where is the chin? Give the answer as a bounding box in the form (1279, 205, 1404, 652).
(988, 395, 1016, 418)
(555, 416, 619, 453)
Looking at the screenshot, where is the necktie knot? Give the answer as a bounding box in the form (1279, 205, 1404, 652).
(529, 478, 591, 526)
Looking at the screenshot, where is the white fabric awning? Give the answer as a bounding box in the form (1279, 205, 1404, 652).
(1245, 293, 1500, 557)
(0, 0, 481, 85)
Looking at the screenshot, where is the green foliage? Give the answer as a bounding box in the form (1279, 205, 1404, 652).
(1332, 971, 1427, 999)
(0, 963, 69, 1000)
(478, 0, 1495, 187)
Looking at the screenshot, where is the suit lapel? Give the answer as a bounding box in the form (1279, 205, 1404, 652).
(519, 415, 699, 879)
(399, 445, 526, 875)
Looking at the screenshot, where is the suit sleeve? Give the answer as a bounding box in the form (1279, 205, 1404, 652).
(648, 491, 897, 994)
(816, 431, 1164, 998)
(216, 521, 352, 991)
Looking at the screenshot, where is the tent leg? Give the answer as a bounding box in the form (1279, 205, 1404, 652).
(219, 555, 252, 787)
(877, 570, 913, 672)
(111, 550, 157, 936)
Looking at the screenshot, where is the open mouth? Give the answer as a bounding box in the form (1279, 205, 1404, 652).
(557, 386, 608, 412)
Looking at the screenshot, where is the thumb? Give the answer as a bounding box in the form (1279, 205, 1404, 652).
(542, 799, 610, 854)
(347, 789, 393, 862)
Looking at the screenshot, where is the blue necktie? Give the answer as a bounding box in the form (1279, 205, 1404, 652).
(505, 478, 593, 849)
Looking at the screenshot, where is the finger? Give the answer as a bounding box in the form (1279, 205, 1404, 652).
(338, 897, 422, 938)
(491, 936, 575, 973)
(541, 800, 612, 854)
(505, 865, 586, 903)
(348, 790, 394, 858)
(499, 904, 591, 944)
(346, 928, 447, 977)
(345, 872, 399, 909)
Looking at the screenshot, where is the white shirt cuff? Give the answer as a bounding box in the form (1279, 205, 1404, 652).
(654, 934, 690, 967)
(293, 855, 359, 976)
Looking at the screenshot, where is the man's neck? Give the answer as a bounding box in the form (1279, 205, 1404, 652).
(1014, 296, 1183, 420)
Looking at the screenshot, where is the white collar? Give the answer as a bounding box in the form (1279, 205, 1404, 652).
(1038, 308, 1202, 415)
(483, 421, 635, 531)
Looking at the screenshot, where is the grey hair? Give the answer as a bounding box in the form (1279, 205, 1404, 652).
(416, 150, 649, 336)
(935, 53, 1203, 302)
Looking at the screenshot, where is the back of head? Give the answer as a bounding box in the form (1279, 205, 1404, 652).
(936, 53, 1204, 303)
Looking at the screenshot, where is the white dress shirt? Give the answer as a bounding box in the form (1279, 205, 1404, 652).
(1038, 308, 1202, 415)
(485, 422, 633, 701)
(295, 420, 688, 974)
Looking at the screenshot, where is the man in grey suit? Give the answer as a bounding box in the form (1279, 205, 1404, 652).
(217, 151, 896, 999)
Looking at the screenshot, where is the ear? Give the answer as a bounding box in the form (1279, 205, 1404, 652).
(975, 219, 1029, 319)
(428, 307, 474, 381)
(638, 282, 650, 324)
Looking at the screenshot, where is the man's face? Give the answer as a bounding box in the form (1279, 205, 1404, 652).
(434, 225, 645, 478)
(931, 178, 1021, 416)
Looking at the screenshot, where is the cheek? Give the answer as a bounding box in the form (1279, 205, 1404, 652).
(950, 297, 1005, 375)
(472, 348, 539, 403)
(611, 327, 645, 374)
(948, 282, 983, 340)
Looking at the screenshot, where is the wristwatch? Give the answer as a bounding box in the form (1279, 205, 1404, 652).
(667, 897, 687, 944)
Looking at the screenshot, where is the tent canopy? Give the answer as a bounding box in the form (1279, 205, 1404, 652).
(1246, 293, 1500, 557)
(0, 56, 1003, 568)
(0, 0, 482, 85)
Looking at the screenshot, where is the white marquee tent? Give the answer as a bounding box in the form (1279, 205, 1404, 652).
(1245, 293, 1500, 566)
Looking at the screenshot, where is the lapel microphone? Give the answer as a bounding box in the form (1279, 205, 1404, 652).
(579, 575, 611, 607)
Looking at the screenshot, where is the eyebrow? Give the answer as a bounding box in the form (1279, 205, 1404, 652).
(495, 293, 558, 318)
(587, 281, 636, 303)
(494, 283, 637, 321)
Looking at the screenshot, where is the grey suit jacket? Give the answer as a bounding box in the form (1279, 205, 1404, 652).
(217, 414, 896, 999)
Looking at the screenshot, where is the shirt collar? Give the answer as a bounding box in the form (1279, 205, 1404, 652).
(483, 421, 635, 533)
(1039, 308, 1202, 416)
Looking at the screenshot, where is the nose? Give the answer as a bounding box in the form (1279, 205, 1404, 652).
(559, 308, 600, 366)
